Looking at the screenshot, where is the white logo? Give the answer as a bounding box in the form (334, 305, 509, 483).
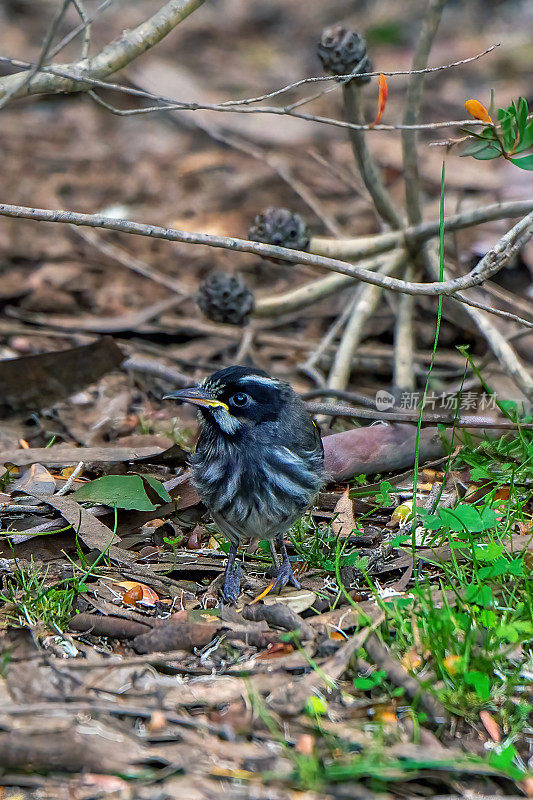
(375, 390, 395, 411)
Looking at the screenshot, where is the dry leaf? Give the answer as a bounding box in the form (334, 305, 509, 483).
(263, 588, 316, 614)
(331, 488, 355, 539)
(113, 580, 159, 607)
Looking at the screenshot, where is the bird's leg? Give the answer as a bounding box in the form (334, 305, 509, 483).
(273, 535, 301, 590)
(222, 541, 242, 605)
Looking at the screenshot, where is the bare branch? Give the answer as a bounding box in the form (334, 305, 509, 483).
(0, 203, 530, 298)
(424, 246, 533, 400)
(327, 252, 406, 392)
(343, 81, 403, 228)
(310, 200, 533, 260)
(304, 402, 533, 430)
(402, 0, 447, 225)
(0, 0, 204, 104)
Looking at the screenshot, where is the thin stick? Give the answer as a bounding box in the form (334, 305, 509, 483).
(304, 402, 533, 430)
(424, 245, 533, 399)
(255, 258, 381, 316)
(401, 0, 447, 225)
(0, 0, 73, 112)
(72, 226, 189, 295)
(310, 200, 533, 260)
(394, 264, 417, 391)
(0, 0, 204, 103)
(301, 290, 359, 375)
(327, 252, 406, 392)
(343, 81, 403, 229)
(1, 203, 530, 297)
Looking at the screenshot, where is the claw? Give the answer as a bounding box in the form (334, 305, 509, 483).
(273, 558, 301, 591)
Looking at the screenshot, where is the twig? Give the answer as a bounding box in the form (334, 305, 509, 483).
(300, 290, 359, 376)
(301, 388, 376, 408)
(1, 203, 530, 297)
(452, 293, 533, 329)
(255, 257, 382, 317)
(55, 461, 84, 495)
(327, 252, 406, 392)
(304, 402, 533, 429)
(394, 265, 417, 391)
(0, 53, 499, 134)
(71, 226, 189, 295)
(122, 355, 192, 386)
(310, 200, 533, 260)
(343, 81, 403, 229)
(0, 0, 73, 112)
(401, 0, 447, 226)
(0, 0, 204, 103)
(49, 0, 116, 59)
(424, 245, 533, 399)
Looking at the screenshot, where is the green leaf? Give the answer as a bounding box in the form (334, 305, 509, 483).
(304, 695, 328, 716)
(472, 542, 504, 561)
(464, 670, 490, 699)
(73, 474, 171, 511)
(479, 609, 497, 628)
(473, 144, 502, 160)
(498, 111, 516, 151)
(462, 139, 496, 157)
(516, 96, 528, 132)
(465, 583, 493, 606)
(515, 120, 533, 152)
(354, 670, 387, 690)
(488, 744, 525, 780)
(510, 154, 533, 170)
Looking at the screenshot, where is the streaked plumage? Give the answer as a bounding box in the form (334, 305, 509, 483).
(165, 366, 324, 603)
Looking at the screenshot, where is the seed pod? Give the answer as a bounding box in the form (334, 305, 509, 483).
(248, 207, 310, 263)
(197, 271, 254, 326)
(317, 25, 372, 83)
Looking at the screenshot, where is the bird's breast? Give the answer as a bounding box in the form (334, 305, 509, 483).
(190, 440, 323, 538)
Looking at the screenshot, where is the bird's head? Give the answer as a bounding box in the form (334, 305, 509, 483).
(164, 366, 292, 435)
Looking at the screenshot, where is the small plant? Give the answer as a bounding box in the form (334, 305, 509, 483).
(462, 95, 533, 170)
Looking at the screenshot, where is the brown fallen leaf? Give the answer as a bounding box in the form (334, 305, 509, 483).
(10, 463, 56, 496)
(0, 338, 124, 418)
(0, 443, 175, 467)
(39, 494, 136, 565)
(331, 487, 356, 539)
(323, 424, 445, 481)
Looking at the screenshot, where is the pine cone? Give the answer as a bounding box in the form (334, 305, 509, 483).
(248, 207, 310, 257)
(317, 25, 372, 83)
(197, 272, 254, 326)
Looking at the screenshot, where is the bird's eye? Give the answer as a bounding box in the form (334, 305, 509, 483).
(230, 392, 250, 408)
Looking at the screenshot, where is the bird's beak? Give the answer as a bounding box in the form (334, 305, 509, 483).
(163, 387, 229, 411)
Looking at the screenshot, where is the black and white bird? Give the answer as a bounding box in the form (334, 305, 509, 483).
(165, 366, 325, 603)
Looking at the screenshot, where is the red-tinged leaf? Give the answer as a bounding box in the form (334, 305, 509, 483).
(370, 73, 387, 127)
(255, 642, 294, 660)
(122, 584, 143, 605)
(465, 99, 493, 124)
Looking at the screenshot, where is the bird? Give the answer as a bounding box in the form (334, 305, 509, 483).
(164, 366, 325, 604)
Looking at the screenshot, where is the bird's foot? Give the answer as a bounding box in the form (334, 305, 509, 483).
(222, 559, 243, 605)
(273, 556, 301, 591)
